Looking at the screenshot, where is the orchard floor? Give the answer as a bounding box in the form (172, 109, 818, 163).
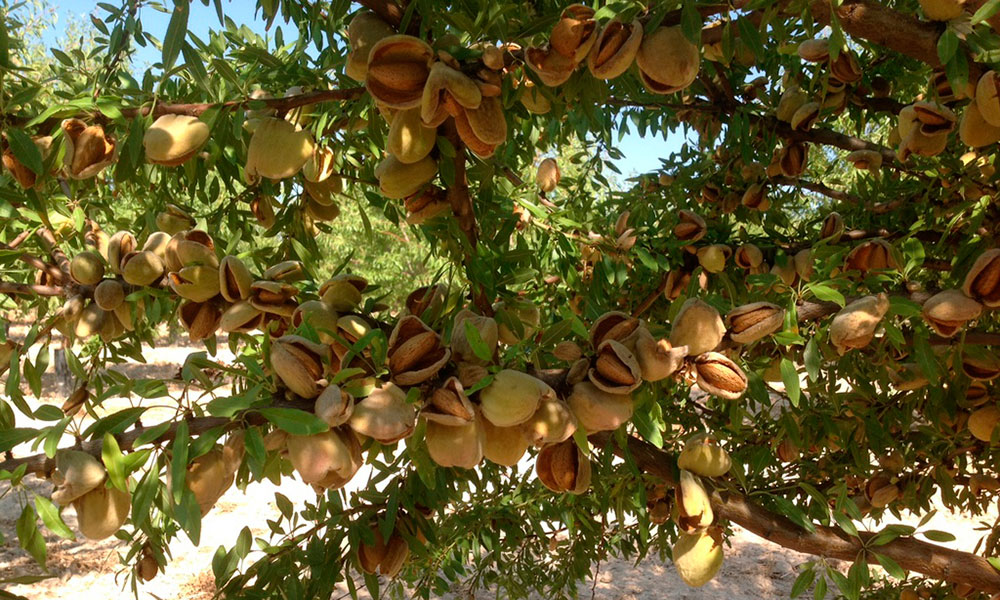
(0, 339, 994, 600)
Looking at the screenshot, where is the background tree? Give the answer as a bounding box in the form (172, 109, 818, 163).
(1, 0, 1000, 599)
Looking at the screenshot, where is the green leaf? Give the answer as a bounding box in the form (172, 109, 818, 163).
(174, 488, 202, 544)
(921, 529, 956, 542)
(132, 422, 171, 447)
(869, 524, 915, 546)
(803, 337, 820, 382)
(463, 320, 493, 363)
(83, 407, 148, 439)
(873, 552, 906, 579)
(101, 433, 127, 491)
(5, 129, 43, 176)
(972, 0, 1000, 24)
(0, 16, 10, 68)
(791, 566, 815, 598)
(813, 574, 827, 600)
(912, 333, 940, 385)
(162, 0, 190, 71)
(937, 29, 959, 65)
(807, 283, 845, 306)
(35, 404, 66, 421)
(888, 296, 923, 318)
(16, 504, 45, 567)
(944, 48, 969, 97)
(0, 428, 39, 452)
(130, 470, 159, 529)
(170, 421, 189, 505)
(736, 16, 763, 58)
(781, 358, 801, 407)
(630, 403, 664, 448)
(50, 48, 74, 67)
(207, 383, 263, 418)
(34, 495, 74, 540)
(680, 1, 702, 44)
(832, 511, 859, 538)
(258, 407, 329, 436)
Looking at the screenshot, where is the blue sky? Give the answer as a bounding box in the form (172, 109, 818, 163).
(42, 0, 679, 176)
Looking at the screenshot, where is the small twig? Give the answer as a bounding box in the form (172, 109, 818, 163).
(0, 243, 63, 283)
(36, 228, 70, 277)
(770, 175, 858, 203)
(6, 228, 34, 249)
(0, 282, 64, 296)
(632, 272, 670, 318)
(121, 88, 368, 119)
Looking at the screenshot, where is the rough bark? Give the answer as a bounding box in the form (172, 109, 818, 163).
(598, 431, 1000, 593)
(808, 0, 947, 69)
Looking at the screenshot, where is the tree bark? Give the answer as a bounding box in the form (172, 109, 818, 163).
(596, 431, 1000, 593)
(808, 0, 948, 70)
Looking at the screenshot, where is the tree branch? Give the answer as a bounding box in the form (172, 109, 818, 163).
(0, 242, 64, 283)
(0, 282, 64, 296)
(122, 88, 367, 119)
(607, 98, 900, 169)
(442, 120, 492, 315)
(596, 431, 1000, 593)
(1, 416, 232, 477)
(0, 396, 315, 476)
(807, 0, 961, 73)
(6, 228, 34, 249)
(632, 272, 671, 318)
(35, 228, 70, 278)
(770, 175, 859, 204)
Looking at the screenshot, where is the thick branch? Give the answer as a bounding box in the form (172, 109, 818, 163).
(808, 0, 957, 73)
(773, 117, 897, 166)
(599, 432, 1000, 593)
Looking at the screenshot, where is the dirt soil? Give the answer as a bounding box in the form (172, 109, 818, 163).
(0, 341, 993, 600)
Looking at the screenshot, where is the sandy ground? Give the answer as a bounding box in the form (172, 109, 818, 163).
(0, 341, 994, 600)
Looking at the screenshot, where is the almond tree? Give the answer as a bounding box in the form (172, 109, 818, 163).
(1, 0, 1000, 598)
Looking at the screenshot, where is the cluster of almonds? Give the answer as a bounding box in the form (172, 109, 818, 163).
(61, 225, 183, 342)
(1, 97, 344, 232)
(660, 198, 1000, 445)
(48, 433, 243, 549)
(762, 38, 863, 173)
(1, 7, 713, 230)
(525, 6, 700, 95)
(830, 245, 1000, 359)
(667, 437, 732, 587)
(667, 207, 815, 294)
(889, 66, 1000, 157)
(1, 117, 119, 187)
(250, 298, 754, 583)
(344, 10, 507, 220)
(958, 69, 1000, 149)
